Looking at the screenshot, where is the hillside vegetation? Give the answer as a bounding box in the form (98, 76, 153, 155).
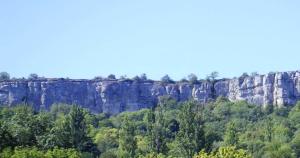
(1, 97, 300, 158)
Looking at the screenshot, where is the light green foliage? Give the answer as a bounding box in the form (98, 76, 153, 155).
(291, 130, 300, 157)
(0, 148, 13, 158)
(139, 152, 167, 158)
(94, 127, 118, 154)
(0, 147, 82, 158)
(263, 141, 295, 158)
(289, 102, 300, 128)
(194, 146, 251, 158)
(11, 147, 44, 158)
(99, 148, 118, 158)
(45, 147, 82, 158)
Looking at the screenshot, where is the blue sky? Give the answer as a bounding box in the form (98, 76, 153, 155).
(0, 0, 299, 80)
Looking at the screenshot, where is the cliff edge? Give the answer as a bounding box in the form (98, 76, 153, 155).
(0, 71, 300, 114)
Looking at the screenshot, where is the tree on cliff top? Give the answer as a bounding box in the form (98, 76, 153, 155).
(206, 71, 219, 82)
(0, 72, 10, 81)
(188, 73, 198, 84)
(107, 74, 116, 80)
(161, 75, 174, 83)
(28, 73, 39, 80)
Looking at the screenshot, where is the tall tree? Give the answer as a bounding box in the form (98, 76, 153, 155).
(264, 117, 273, 142)
(119, 116, 137, 158)
(144, 104, 169, 155)
(194, 110, 205, 152)
(153, 106, 168, 154)
(39, 106, 99, 156)
(68, 106, 99, 155)
(68, 106, 87, 149)
(145, 109, 155, 152)
(176, 101, 205, 158)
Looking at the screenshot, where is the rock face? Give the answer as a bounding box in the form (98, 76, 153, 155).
(1, 71, 300, 114)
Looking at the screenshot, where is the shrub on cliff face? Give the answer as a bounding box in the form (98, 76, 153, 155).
(0, 72, 10, 81)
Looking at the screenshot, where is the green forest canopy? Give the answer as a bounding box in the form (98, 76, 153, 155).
(1, 97, 300, 158)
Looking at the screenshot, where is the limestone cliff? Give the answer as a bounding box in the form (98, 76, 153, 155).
(0, 71, 300, 114)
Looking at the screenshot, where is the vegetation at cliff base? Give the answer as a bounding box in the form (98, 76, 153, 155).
(1, 98, 300, 158)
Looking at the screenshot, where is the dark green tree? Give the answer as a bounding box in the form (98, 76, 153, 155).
(68, 106, 99, 155)
(118, 116, 137, 158)
(39, 106, 99, 156)
(176, 101, 205, 158)
(9, 106, 37, 146)
(144, 105, 169, 155)
(0, 121, 15, 151)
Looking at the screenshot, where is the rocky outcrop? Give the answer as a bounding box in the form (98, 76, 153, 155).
(1, 71, 300, 114)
